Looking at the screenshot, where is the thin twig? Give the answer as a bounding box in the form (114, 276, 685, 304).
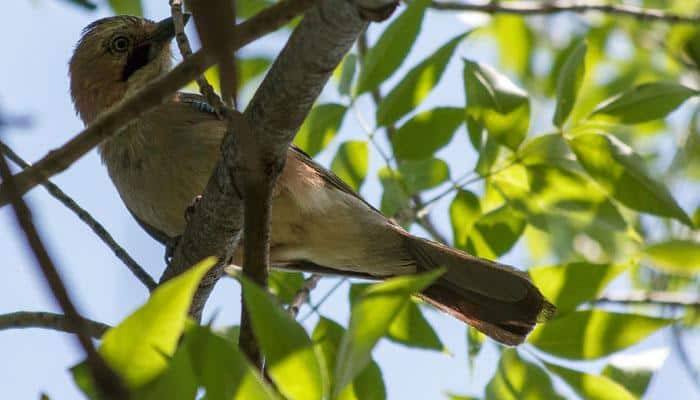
(300, 278, 347, 322)
(288, 274, 322, 318)
(0, 311, 110, 338)
(671, 323, 700, 394)
(592, 291, 700, 308)
(0, 0, 317, 206)
(0, 141, 156, 291)
(430, 0, 700, 24)
(0, 153, 126, 398)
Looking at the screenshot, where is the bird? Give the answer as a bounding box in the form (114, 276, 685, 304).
(69, 15, 554, 345)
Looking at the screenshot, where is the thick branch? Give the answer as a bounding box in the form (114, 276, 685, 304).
(0, 141, 155, 291)
(0, 154, 126, 397)
(430, 0, 700, 24)
(0, 311, 110, 338)
(0, 0, 316, 206)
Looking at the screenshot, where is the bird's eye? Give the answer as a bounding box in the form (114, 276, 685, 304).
(110, 36, 130, 53)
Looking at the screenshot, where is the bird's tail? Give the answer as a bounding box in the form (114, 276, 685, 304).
(403, 235, 555, 345)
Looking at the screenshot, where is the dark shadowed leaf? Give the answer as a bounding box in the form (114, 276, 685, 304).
(544, 363, 635, 400)
(337, 54, 358, 97)
(377, 33, 468, 126)
(355, 0, 430, 95)
(107, 0, 142, 16)
(378, 168, 410, 217)
(450, 189, 481, 251)
(528, 310, 673, 360)
(467, 206, 526, 259)
(134, 337, 198, 400)
(98, 258, 215, 387)
(643, 240, 700, 275)
(312, 317, 386, 400)
(332, 270, 443, 398)
(239, 57, 271, 87)
(553, 40, 587, 128)
(529, 262, 628, 313)
(398, 158, 450, 192)
(464, 60, 530, 150)
(591, 82, 698, 124)
(466, 327, 485, 370)
(240, 276, 324, 400)
(392, 107, 465, 160)
(294, 104, 347, 156)
(64, 0, 97, 10)
(485, 349, 563, 400)
(568, 132, 692, 225)
(268, 271, 305, 304)
(331, 141, 369, 191)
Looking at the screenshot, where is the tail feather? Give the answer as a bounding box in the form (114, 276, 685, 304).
(404, 235, 555, 345)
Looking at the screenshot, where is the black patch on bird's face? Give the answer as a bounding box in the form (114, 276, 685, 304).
(122, 44, 152, 81)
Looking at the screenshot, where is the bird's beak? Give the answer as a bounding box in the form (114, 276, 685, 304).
(150, 14, 191, 46)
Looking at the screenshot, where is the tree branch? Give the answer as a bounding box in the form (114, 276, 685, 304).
(0, 0, 317, 206)
(288, 274, 322, 318)
(0, 311, 110, 338)
(430, 0, 700, 24)
(593, 291, 700, 308)
(0, 141, 156, 291)
(0, 153, 126, 397)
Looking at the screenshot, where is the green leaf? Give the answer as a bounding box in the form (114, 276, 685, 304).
(643, 240, 700, 275)
(377, 33, 468, 126)
(240, 276, 324, 400)
(601, 348, 668, 397)
(134, 338, 198, 400)
(386, 300, 443, 351)
(466, 327, 485, 371)
(239, 57, 271, 87)
(553, 40, 587, 128)
(591, 82, 698, 124)
(491, 15, 533, 77)
(237, 0, 273, 18)
(464, 60, 530, 150)
(107, 0, 142, 16)
(66, 0, 97, 10)
(187, 325, 279, 400)
(331, 141, 369, 191)
(518, 134, 579, 172)
(312, 318, 386, 400)
(391, 107, 465, 160)
(450, 189, 481, 251)
(529, 262, 628, 313)
(528, 310, 673, 360)
(378, 168, 410, 217)
(398, 158, 450, 192)
(332, 270, 443, 398)
(467, 206, 526, 259)
(99, 257, 215, 387)
(355, 0, 430, 95)
(485, 349, 563, 400)
(544, 363, 636, 400)
(569, 133, 692, 225)
(269, 271, 305, 304)
(294, 104, 347, 156)
(337, 54, 358, 97)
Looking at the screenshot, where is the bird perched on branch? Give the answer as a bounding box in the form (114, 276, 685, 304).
(69, 15, 554, 345)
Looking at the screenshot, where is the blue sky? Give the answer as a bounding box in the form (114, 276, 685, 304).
(1, 1, 698, 399)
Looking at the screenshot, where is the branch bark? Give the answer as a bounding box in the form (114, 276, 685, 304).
(593, 291, 700, 308)
(430, 0, 700, 24)
(0, 154, 126, 398)
(0, 141, 155, 291)
(0, 311, 110, 338)
(0, 0, 316, 206)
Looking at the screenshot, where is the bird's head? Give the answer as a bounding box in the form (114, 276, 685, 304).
(69, 15, 188, 123)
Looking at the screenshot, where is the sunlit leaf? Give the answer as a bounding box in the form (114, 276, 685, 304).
(313, 317, 386, 400)
(355, 0, 430, 94)
(491, 15, 533, 77)
(108, 0, 142, 16)
(518, 134, 579, 172)
(544, 363, 636, 400)
(643, 240, 700, 275)
(467, 205, 526, 259)
(187, 325, 279, 400)
(269, 271, 305, 304)
(602, 348, 669, 398)
(98, 258, 215, 387)
(485, 349, 563, 400)
(553, 40, 587, 128)
(239, 276, 324, 400)
(332, 270, 443, 398)
(529, 262, 628, 313)
(294, 104, 347, 156)
(528, 310, 673, 360)
(239, 57, 271, 87)
(464, 60, 530, 150)
(591, 82, 698, 124)
(568, 132, 692, 225)
(392, 107, 464, 160)
(466, 327, 485, 371)
(377, 33, 468, 126)
(331, 141, 369, 191)
(450, 189, 481, 251)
